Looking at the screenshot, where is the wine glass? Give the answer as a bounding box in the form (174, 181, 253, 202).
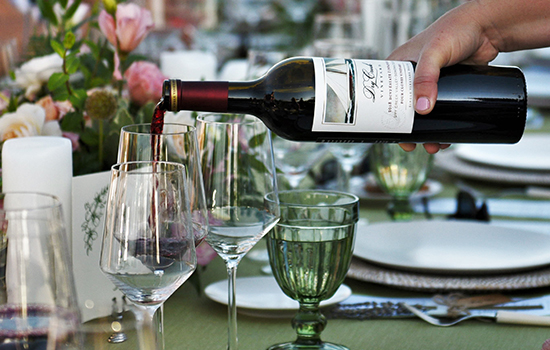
(0, 192, 82, 349)
(272, 136, 328, 190)
(329, 143, 372, 192)
(312, 13, 374, 193)
(118, 123, 208, 246)
(246, 50, 326, 191)
(312, 13, 375, 58)
(118, 123, 208, 348)
(265, 190, 359, 350)
(195, 113, 280, 350)
(99, 161, 197, 349)
(369, 143, 434, 221)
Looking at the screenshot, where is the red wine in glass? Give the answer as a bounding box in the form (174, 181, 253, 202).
(0, 305, 79, 350)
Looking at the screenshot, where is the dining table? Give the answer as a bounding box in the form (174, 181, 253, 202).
(84, 114, 550, 350)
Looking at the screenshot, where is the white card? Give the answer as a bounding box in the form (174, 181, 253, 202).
(72, 171, 123, 322)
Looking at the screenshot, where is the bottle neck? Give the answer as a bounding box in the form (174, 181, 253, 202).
(170, 81, 230, 112)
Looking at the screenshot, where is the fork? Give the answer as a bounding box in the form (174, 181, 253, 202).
(401, 303, 550, 327)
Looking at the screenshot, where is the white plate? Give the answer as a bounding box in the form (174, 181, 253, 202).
(353, 221, 550, 274)
(454, 134, 550, 170)
(205, 276, 351, 317)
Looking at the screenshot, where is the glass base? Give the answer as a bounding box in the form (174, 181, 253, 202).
(387, 197, 413, 221)
(267, 342, 349, 350)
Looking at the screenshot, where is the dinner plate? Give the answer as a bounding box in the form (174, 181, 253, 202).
(205, 276, 352, 318)
(353, 221, 550, 274)
(454, 134, 550, 170)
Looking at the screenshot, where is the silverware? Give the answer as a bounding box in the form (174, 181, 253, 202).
(326, 294, 548, 320)
(402, 302, 550, 327)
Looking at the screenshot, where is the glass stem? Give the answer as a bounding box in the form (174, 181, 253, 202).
(227, 261, 239, 350)
(337, 162, 353, 193)
(388, 197, 414, 221)
(157, 305, 165, 350)
(292, 302, 326, 346)
(135, 304, 163, 350)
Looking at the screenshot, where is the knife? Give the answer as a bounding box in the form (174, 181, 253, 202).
(325, 295, 547, 320)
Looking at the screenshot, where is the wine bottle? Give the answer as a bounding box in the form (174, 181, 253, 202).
(161, 57, 527, 144)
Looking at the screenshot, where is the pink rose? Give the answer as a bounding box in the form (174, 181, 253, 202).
(36, 96, 73, 122)
(196, 242, 217, 266)
(542, 339, 550, 350)
(124, 61, 166, 106)
(98, 3, 153, 53)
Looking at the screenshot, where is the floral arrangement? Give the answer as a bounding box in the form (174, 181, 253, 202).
(0, 0, 169, 175)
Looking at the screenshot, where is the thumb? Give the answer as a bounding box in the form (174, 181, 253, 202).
(412, 56, 441, 115)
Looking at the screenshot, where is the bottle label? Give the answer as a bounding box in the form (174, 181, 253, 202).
(312, 58, 415, 133)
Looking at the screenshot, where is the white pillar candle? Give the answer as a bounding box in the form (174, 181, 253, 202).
(160, 50, 218, 81)
(2, 136, 73, 249)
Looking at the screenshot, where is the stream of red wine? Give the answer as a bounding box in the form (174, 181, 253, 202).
(151, 102, 166, 162)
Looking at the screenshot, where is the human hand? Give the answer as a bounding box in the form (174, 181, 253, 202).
(388, 1, 500, 153)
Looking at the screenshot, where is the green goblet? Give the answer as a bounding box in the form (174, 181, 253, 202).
(369, 143, 434, 221)
(265, 190, 359, 350)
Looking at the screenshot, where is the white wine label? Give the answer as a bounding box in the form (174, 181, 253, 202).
(312, 58, 415, 133)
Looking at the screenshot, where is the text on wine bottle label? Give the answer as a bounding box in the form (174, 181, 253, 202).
(312, 58, 415, 133)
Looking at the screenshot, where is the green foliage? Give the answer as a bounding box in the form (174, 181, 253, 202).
(3, 0, 163, 176)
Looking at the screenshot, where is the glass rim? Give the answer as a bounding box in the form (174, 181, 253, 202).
(0, 192, 62, 212)
(196, 113, 262, 125)
(266, 189, 359, 207)
(112, 160, 186, 175)
(121, 123, 196, 136)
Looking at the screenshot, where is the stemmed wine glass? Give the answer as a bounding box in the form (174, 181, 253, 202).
(99, 161, 197, 349)
(369, 143, 434, 221)
(312, 13, 374, 193)
(272, 136, 328, 190)
(118, 123, 208, 245)
(0, 192, 82, 349)
(118, 123, 209, 348)
(265, 190, 358, 350)
(195, 114, 280, 350)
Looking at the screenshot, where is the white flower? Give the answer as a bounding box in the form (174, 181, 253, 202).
(14, 54, 63, 100)
(54, 1, 91, 29)
(0, 103, 62, 142)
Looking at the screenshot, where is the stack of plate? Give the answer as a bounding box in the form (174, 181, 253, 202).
(349, 220, 550, 291)
(435, 133, 550, 186)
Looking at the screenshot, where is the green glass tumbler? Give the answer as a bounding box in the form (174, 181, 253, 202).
(265, 190, 359, 350)
(369, 144, 434, 221)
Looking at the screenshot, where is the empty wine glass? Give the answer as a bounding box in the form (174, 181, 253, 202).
(272, 136, 328, 190)
(329, 143, 372, 192)
(0, 192, 82, 349)
(196, 113, 279, 350)
(312, 13, 374, 193)
(99, 161, 197, 349)
(265, 190, 358, 350)
(369, 143, 434, 221)
(313, 13, 374, 58)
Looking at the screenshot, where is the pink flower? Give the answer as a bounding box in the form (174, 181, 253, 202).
(196, 242, 217, 266)
(98, 3, 153, 53)
(62, 131, 80, 151)
(36, 96, 73, 121)
(542, 339, 550, 350)
(98, 10, 116, 46)
(124, 61, 166, 106)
